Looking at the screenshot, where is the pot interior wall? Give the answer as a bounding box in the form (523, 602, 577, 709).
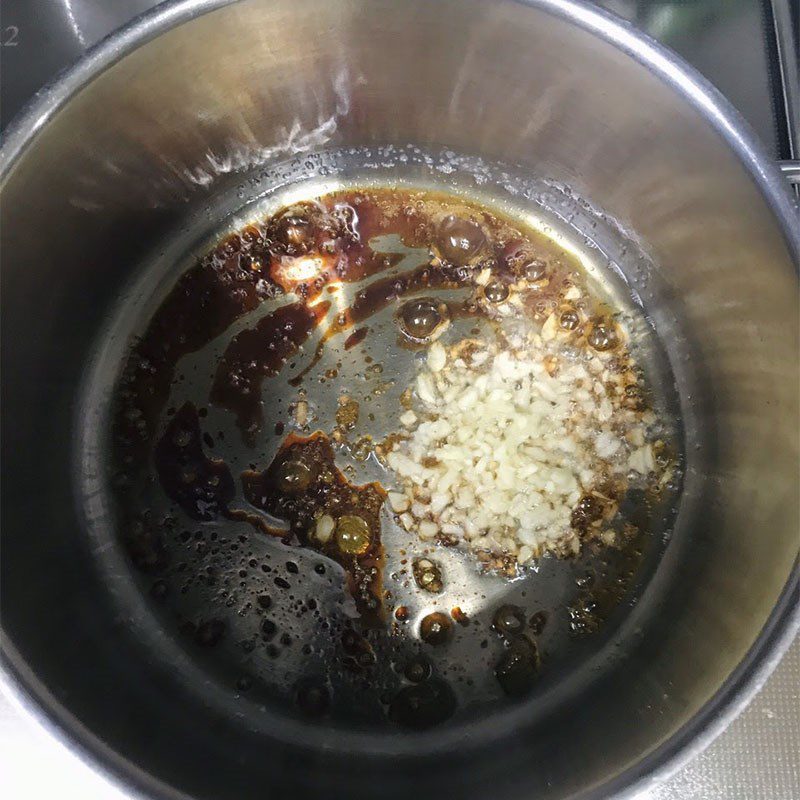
(1, 1, 797, 798)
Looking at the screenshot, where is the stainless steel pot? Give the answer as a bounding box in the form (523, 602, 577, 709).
(1, 1, 798, 798)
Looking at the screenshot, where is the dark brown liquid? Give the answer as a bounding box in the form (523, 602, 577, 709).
(492, 604, 526, 637)
(210, 301, 329, 445)
(113, 248, 278, 474)
(154, 402, 235, 521)
(388, 678, 456, 730)
(114, 188, 585, 467)
(344, 326, 369, 350)
(435, 215, 488, 265)
(108, 186, 676, 729)
(241, 432, 386, 626)
(419, 612, 453, 646)
(287, 260, 474, 385)
(399, 299, 445, 341)
(494, 635, 540, 697)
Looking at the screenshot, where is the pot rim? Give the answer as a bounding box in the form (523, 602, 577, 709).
(1, 1, 798, 799)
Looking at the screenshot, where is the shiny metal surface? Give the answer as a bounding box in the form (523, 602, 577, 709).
(770, 0, 799, 159)
(651, 638, 800, 800)
(3, 1, 791, 159)
(1, 1, 798, 800)
(781, 160, 800, 183)
(5, 646, 799, 800)
(0, 0, 160, 130)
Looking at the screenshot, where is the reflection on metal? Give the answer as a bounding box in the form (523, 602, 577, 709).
(770, 0, 799, 159)
(61, 0, 88, 47)
(779, 160, 800, 184)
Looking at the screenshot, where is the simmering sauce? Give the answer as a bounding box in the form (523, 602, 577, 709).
(109, 186, 681, 730)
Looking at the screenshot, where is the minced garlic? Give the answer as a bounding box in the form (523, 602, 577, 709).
(385, 328, 664, 566)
